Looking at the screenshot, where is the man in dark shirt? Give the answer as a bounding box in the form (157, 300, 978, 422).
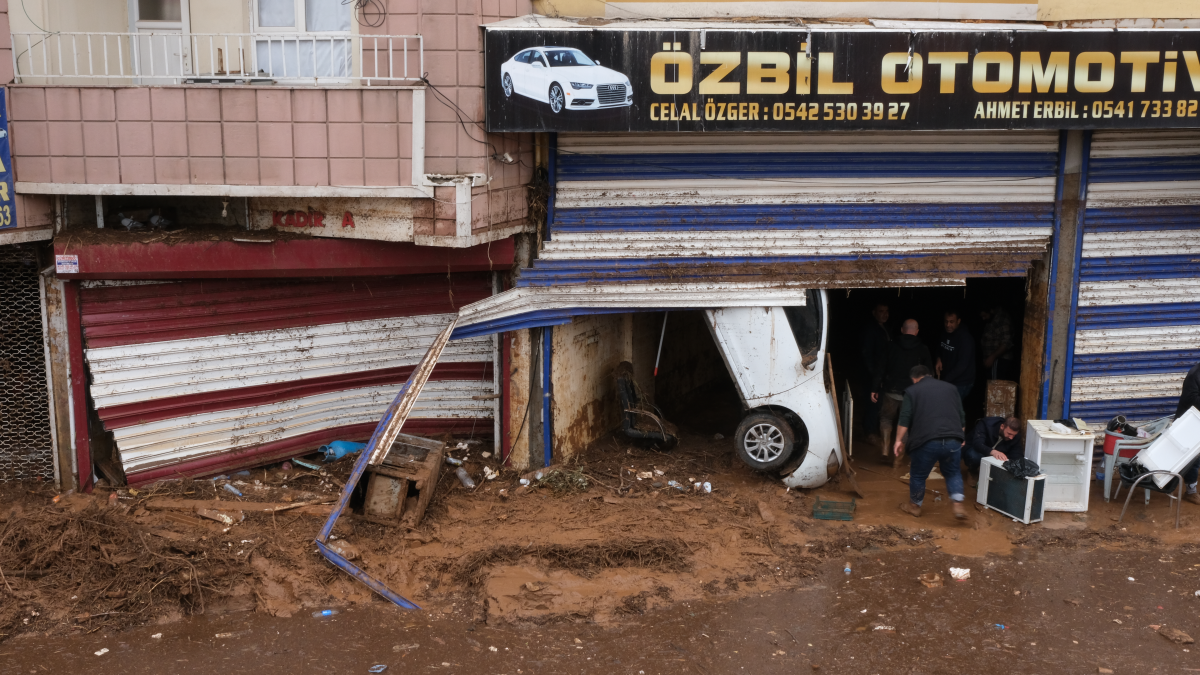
(962, 416, 1022, 481)
(1176, 362, 1200, 504)
(872, 319, 933, 461)
(936, 310, 976, 401)
(859, 303, 891, 441)
(893, 365, 968, 520)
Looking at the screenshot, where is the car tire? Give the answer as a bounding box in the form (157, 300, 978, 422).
(734, 412, 795, 472)
(548, 83, 565, 113)
(502, 73, 513, 98)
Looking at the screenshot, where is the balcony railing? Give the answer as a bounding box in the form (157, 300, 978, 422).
(12, 32, 423, 86)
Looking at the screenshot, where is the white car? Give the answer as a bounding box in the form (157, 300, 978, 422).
(499, 47, 633, 113)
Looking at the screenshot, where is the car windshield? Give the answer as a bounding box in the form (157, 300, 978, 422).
(546, 49, 596, 67)
(783, 290, 823, 357)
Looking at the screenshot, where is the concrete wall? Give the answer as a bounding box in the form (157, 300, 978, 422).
(10, 86, 418, 187)
(532, 0, 1037, 20)
(1040, 0, 1200, 20)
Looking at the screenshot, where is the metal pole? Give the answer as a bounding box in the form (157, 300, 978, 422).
(542, 326, 552, 468)
(94, 195, 104, 228)
(654, 311, 669, 376)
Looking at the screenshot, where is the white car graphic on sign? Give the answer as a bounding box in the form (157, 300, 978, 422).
(499, 47, 633, 113)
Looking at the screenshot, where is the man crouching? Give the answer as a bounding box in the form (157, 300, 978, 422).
(893, 365, 968, 520)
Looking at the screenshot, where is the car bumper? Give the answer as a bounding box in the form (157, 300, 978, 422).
(566, 97, 633, 110)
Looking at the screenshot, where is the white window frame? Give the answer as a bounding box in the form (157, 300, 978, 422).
(253, 0, 350, 34)
(129, 0, 192, 34)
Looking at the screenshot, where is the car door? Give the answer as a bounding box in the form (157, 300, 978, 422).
(529, 51, 551, 102)
(508, 50, 530, 97)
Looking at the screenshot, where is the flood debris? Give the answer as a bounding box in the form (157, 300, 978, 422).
(1159, 626, 1195, 644)
(919, 572, 943, 588)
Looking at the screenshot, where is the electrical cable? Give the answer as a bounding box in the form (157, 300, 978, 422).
(343, 0, 386, 28)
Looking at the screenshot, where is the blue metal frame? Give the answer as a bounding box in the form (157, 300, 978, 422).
(314, 378, 422, 610)
(1060, 131, 1093, 420)
(1039, 131, 1070, 419)
(542, 325, 553, 467)
(545, 133, 557, 238)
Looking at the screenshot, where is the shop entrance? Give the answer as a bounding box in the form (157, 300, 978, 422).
(825, 278, 1030, 455)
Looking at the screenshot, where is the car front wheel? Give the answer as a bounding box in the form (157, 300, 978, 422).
(502, 73, 513, 98)
(548, 83, 565, 113)
(734, 412, 795, 472)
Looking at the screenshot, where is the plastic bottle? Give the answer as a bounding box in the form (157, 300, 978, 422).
(455, 467, 476, 489)
(312, 609, 339, 618)
(445, 457, 465, 466)
(222, 483, 243, 497)
(844, 562, 852, 575)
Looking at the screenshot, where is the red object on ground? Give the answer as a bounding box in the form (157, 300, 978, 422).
(1103, 430, 1140, 458)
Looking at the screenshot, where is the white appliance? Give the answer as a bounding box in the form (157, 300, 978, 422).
(977, 456, 1046, 524)
(1024, 420, 1095, 512)
(1136, 408, 1200, 489)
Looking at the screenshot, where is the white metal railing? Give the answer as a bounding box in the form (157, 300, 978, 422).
(12, 32, 423, 85)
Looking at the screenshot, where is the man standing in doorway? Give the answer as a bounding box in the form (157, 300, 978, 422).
(1176, 362, 1200, 505)
(872, 319, 932, 461)
(894, 365, 968, 520)
(859, 302, 891, 443)
(980, 305, 1014, 381)
(936, 310, 976, 402)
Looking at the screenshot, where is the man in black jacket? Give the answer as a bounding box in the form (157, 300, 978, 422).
(893, 365, 967, 520)
(963, 416, 1022, 481)
(1177, 362, 1200, 505)
(936, 310, 976, 401)
(872, 319, 933, 461)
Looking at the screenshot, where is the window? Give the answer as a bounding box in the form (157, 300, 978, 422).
(138, 0, 182, 22)
(532, 52, 548, 67)
(515, 50, 533, 64)
(546, 49, 595, 67)
(783, 290, 823, 359)
(255, 0, 352, 79)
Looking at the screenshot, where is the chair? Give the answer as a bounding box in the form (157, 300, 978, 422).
(1113, 465, 1184, 529)
(614, 361, 677, 446)
(1103, 415, 1173, 502)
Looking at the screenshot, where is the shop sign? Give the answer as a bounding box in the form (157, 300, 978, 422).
(0, 90, 16, 229)
(485, 28, 1200, 132)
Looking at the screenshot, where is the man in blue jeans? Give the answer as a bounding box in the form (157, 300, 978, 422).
(892, 364, 968, 520)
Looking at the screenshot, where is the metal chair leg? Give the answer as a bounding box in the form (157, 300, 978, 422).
(1104, 453, 1115, 502)
(1117, 471, 1184, 529)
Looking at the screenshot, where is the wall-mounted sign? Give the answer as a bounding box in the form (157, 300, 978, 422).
(250, 197, 409, 242)
(55, 254, 79, 274)
(0, 89, 16, 229)
(485, 27, 1200, 132)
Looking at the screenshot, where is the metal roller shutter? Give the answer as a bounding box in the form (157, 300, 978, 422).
(1068, 131, 1200, 422)
(80, 274, 495, 484)
(528, 131, 1060, 287)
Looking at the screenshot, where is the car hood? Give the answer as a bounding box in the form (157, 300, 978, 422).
(550, 65, 628, 83)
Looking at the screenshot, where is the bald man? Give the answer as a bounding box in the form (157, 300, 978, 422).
(872, 319, 933, 462)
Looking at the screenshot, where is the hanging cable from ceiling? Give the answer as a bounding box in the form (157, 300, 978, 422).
(343, 0, 386, 28)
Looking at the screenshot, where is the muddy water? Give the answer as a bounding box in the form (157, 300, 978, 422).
(6, 546, 1199, 674)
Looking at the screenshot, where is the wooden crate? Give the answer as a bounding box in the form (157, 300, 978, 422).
(362, 433, 445, 528)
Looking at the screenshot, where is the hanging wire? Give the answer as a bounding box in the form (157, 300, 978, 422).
(343, 0, 386, 28)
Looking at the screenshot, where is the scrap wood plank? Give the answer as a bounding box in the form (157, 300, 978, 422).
(145, 498, 334, 513)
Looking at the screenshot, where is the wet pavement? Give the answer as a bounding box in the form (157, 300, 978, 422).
(5, 545, 1199, 674)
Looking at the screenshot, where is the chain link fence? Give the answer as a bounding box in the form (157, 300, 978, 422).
(0, 244, 55, 482)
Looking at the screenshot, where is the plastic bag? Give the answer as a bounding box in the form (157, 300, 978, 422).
(1117, 461, 1179, 493)
(1003, 457, 1041, 479)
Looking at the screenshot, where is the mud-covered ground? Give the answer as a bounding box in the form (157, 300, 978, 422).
(3, 431, 1200, 673)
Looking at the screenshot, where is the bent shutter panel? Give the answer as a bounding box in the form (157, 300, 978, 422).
(1069, 131, 1200, 422)
(80, 274, 494, 483)
(526, 131, 1059, 288)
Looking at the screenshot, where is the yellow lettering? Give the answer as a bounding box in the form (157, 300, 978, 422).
(650, 103, 659, 121)
(699, 52, 740, 95)
(650, 51, 693, 95)
(1075, 52, 1116, 93)
(881, 52, 923, 95)
(1121, 51, 1160, 93)
(796, 44, 811, 95)
(746, 52, 790, 95)
(928, 52, 968, 93)
(818, 52, 853, 95)
(1018, 52, 1069, 93)
(973, 52, 1014, 94)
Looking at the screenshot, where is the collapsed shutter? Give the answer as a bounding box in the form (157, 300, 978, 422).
(528, 131, 1059, 287)
(1068, 131, 1200, 422)
(80, 274, 495, 483)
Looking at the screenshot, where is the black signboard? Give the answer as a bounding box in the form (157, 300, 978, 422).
(484, 27, 1200, 132)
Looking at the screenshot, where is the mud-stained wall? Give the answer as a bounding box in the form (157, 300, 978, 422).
(550, 314, 628, 462)
(505, 328, 534, 471)
(42, 275, 74, 490)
